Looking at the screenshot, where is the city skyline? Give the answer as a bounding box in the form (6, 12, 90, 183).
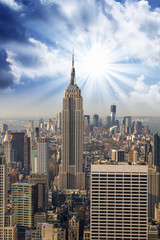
(1, 0, 160, 116)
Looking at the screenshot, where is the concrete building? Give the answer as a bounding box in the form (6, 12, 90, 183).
(68, 215, 79, 240)
(0, 154, 17, 240)
(90, 161, 148, 240)
(59, 53, 85, 190)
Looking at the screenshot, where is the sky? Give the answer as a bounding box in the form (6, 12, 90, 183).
(0, 0, 160, 117)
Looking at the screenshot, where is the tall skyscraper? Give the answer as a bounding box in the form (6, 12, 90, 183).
(90, 161, 148, 240)
(110, 104, 116, 126)
(59, 53, 85, 190)
(0, 154, 17, 240)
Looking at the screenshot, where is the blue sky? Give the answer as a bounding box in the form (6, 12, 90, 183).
(0, 0, 160, 117)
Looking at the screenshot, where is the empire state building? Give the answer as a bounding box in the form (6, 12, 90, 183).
(58, 53, 85, 190)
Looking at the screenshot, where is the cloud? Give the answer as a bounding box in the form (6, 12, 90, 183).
(130, 75, 160, 106)
(0, 0, 21, 10)
(0, 48, 15, 89)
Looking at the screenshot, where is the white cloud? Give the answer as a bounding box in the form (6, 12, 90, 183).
(0, 0, 21, 10)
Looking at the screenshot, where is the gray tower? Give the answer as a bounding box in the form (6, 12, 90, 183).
(59, 53, 85, 190)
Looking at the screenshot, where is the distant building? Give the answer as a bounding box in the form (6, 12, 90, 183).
(93, 114, 99, 127)
(11, 132, 25, 169)
(148, 167, 160, 218)
(83, 229, 90, 240)
(153, 132, 160, 171)
(106, 116, 111, 128)
(155, 202, 160, 223)
(112, 149, 124, 162)
(110, 104, 116, 126)
(1, 123, 8, 133)
(90, 161, 148, 240)
(35, 137, 48, 174)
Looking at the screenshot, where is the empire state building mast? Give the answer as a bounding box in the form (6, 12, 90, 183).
(58, 53, 85, 190)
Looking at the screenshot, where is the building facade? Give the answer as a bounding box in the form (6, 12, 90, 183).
(90, 162, 148, 240)
(59, 54, 85, 190)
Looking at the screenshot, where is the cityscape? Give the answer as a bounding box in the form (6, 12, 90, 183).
(1, 0, 160, 240)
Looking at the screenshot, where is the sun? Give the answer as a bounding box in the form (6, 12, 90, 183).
(82, 43, 110, 80)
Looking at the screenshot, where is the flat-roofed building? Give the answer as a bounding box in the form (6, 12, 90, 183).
(90, 161, 148, 240)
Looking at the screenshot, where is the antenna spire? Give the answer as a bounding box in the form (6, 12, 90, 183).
(70, 49, 75, 85)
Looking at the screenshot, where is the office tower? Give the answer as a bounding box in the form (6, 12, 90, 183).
(112, 149, 124, 162)
(27, 120, 34, 139)
(0, 155, 17, 240)
(153, 132, 160, 171)
(34, 137, 48, 174)
(145, 140, 152, 163)
(58, 53, 85, 190)
(12, 182, 38, 236)
(57, 112, 62, 130)
(148, 167, 160, 218)
(110, 104, 116, 126)
(29, 173, 49, 210)
(91, 161, 148, 240)
(148, 223, 158, 240)
(124, 116, 132, 134)
(24, 135, 30, 175)
(11, 132, 25, 169)
(106, 116, 111, 128)
(68, 216, 79, 240)
(93, 114, 99, 127)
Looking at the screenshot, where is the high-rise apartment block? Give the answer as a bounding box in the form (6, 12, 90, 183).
(58, 54, 85, 190)
(12, 183, 38, 231)
(90, 161, 148, 240)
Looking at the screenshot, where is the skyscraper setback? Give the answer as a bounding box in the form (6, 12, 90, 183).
(58, 53, 85, 190)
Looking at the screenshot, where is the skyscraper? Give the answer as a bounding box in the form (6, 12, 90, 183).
(90, 161, 148, 240)
(11, 132, 25, 169)
(110, 104, 116, 126)
(58, 53, 85, 190)
(35, 137, 48, 174)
